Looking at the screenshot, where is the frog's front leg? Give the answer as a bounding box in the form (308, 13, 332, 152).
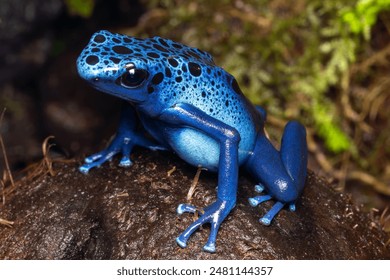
(160, 103, 240, 253)
(246, 121, 308, 225)
(79, 104, 163, 174)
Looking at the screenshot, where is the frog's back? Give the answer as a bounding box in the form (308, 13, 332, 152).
(151, 36, 216, 66)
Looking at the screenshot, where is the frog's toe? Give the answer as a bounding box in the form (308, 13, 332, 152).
(79, 162, 100, 174)
(248, 195, 272, 207)
(177, 203, 198, 215)
(84, 152, 104, 163)
(79, 161, 105, 174)
(203, 241, 216, 253)
(79, 164, 92, 174)
(202, 221, 220, 253)
(259, 201, 285, 226)
(176, 236, 187, 248)
(119, 155, 132, 167)
(249, 193, 291, 225)
(254, 183, 265, 193)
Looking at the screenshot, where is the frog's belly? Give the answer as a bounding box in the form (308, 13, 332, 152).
(166, 128, 251, 172)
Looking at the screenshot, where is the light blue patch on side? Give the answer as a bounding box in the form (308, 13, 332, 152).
(173, 128, 220, 171)
(170, 128, 252, 171)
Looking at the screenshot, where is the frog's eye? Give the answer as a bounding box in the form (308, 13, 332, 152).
(120, 64, 149, 88)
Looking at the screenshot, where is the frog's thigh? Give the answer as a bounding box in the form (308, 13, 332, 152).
(173, 128, 220, 171)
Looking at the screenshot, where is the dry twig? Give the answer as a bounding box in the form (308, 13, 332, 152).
(347, 171, 390, 196)
(0, 217, 14, 227)
(167, 166, 176, 177)
(352, 43, 390, 74)
(0, 108, 15, 189)
(187, 166, 204, 201)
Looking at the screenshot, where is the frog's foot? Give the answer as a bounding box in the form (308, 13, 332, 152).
(79, 135, 133, 174)
(176, 199, 234, 253)
(248, 185, 296, 226)
(79, 132, 164, 174)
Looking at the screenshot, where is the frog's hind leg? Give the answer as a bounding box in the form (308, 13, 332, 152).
(246, 120, 307, 225)
(279, 121, 308, 194)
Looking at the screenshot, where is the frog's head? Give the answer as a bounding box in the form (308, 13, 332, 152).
(77, 30, 153, 103)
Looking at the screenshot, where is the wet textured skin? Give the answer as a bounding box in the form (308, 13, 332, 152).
(76, 30, 308, 253)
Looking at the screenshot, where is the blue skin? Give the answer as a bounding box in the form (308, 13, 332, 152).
(77, 30, 308, 253)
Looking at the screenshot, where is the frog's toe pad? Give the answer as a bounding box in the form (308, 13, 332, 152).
(259, 201, 285, 226)
(248, 195, 272, 207)
(176, 236, 187, 248)
(79, 165, 91, 174)
(260, 217, 272, 226)
(254, 184, 265, 193)
(203, 242, 216, 253)
(79, 161, 104, 174)
(119, 156, 132, 167)
(177, 204, 197, 215)
(84, 156, 100, 164)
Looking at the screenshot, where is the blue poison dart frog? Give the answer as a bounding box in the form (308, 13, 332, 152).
(77, 30, 308, 253)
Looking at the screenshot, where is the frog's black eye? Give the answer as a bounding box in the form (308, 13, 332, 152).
(120, 64, 149, 88)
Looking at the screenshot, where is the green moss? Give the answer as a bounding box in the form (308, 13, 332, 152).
(342, 0, 390, 39)
(64, 0, 95, 18)
(312, 101, 351, 153)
